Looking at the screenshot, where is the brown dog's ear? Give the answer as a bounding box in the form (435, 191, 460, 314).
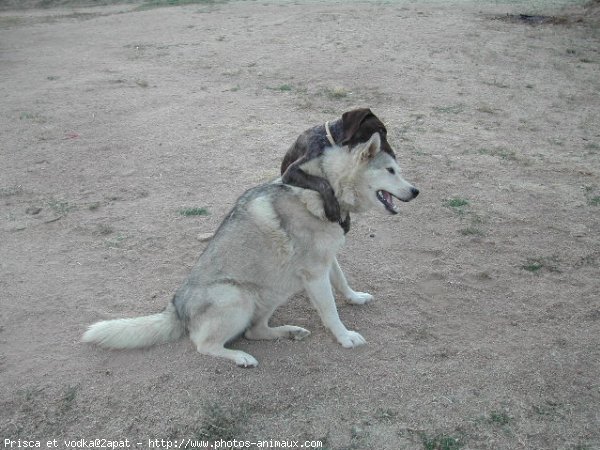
(340, 108, 374, 145)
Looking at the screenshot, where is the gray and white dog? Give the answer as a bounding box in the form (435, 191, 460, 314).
(83, 127, 418, 367)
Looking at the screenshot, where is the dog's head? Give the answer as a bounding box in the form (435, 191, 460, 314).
(340, 108, 395, 158)
(349, 132, 418, 215)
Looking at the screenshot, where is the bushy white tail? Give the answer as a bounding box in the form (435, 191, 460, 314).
(82, 303, 184, 349)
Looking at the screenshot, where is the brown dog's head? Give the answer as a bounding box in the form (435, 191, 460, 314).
(340, 108, 395, 159)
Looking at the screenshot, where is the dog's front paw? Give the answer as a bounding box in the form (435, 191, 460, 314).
(235, 353, 259, 368)
(337, 330, 367, 348)
(287, 326, 311, 341)
(346, 291, 373, 305)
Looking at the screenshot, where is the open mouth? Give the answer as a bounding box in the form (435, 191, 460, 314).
(376, 190, 399, 214)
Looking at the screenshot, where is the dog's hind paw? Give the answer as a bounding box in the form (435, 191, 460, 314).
(346, 291, 373, 305)
(337, 330, 367, 348)
(288, 326, 311, 341)
(235, 352, 259, 368)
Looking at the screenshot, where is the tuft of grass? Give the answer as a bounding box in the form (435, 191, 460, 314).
(105, 234, 127, 248)
(21, 385, 44, 403)
(349, 425, 371, 450)
(95, 224, 114, 236)
(276, 84, 292, 92)
(444, 198, 469, 208)
(459, 227, 484, 236)
(483, 79, 510, 89)
(61, 385, 78, 412)
(488, 411, 511, 426)
(19, 111, 46, 123)
(478, 147, 517, 161)
(433, 104, 464, 114)
(521, 256, 560, 274)
(522, 260, 544, 273)
(476, 104, 497, 115)
(421, 433, 463, 450)
(136, 0, 226, 11)
(325, 86, 349, 99)
(588, 196, 600, 206)
(179, 207, 209, 217)
(0, 185, 23, 197)
(374, 408, 398, 422)
(48, 198, 76, 215)
(194, 403, 242, 443)
(532, 400, 562, 418)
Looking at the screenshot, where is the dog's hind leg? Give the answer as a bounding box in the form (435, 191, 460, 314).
(188, 285, 258, 368)
(303, 273, 366, 349)
(329, 258, 373, 305)
(245, 303, 310, 341)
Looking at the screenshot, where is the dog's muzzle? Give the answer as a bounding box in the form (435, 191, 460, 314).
(377, 187, 419, 214)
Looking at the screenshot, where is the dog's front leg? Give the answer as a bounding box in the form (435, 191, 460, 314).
(303, 274, 366, 348)
(330, 258, 373, 305)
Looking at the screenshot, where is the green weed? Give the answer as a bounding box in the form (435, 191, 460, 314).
(433, 104, 465, 114)
(0, 185, 23, 197)
(48, 198, 76, 215)
(325, 86, 349, 99)
(421, 433, 463, 450)
(95, 224, 114, 236)
(532, 400, 562, 418)
(478, 147, 517, 161)
(459, 227, 484, 236)
(179, 207, 209, 217)
(488, 411, 511, 426)
(136, 0, 227, 10)
(522, 256, 560, 273)
(105, 233, 127, 248)
(444, 198, 469, 208)
(61, 385, 78, 412)
(522, 260, 543, 272)
(588, 196, 600, 206)
(19, 111, 46, 123)
(194, 403, 242, 443)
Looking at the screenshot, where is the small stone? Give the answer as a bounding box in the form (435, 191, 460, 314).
(197, 232, 214, 242)
(26, 206, 42, 215)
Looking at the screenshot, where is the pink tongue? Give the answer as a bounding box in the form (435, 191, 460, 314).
(383, 191, 392, 204)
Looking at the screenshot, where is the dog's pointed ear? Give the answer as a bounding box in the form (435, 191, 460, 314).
(359, 133, 381, 161)
(341, 108, 374, 145)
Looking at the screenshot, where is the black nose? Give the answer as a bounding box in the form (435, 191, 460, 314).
(411, 187, 420, 198)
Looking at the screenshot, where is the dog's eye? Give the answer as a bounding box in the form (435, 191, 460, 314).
(386, 168, 395, 175)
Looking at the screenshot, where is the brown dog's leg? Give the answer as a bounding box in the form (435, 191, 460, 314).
(282, 160, 341, 224)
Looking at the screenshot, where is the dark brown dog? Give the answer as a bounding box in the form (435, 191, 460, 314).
(280, 108, 396, 233)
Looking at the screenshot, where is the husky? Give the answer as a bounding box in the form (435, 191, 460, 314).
(82, 132, 419, 367)
(281, 108, 396, 233)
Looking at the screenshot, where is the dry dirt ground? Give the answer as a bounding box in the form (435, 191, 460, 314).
(1, 0, 599, 449)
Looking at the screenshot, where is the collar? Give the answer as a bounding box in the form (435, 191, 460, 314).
(325, 121, 336, 147)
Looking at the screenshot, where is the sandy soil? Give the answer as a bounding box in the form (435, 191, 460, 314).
(1, 1, 599, 449)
